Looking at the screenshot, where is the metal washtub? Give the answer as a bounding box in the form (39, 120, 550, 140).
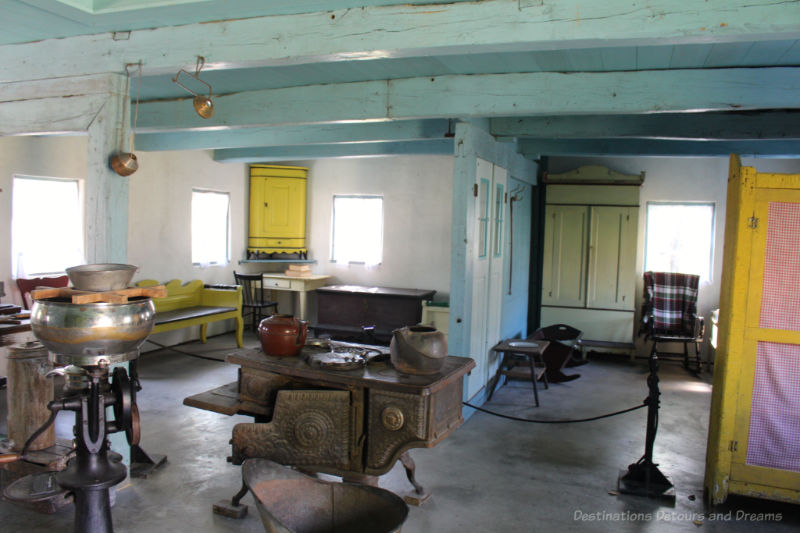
(243, 459, 408, 533)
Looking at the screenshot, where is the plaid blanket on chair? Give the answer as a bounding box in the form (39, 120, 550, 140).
(643, 271, 700, 337)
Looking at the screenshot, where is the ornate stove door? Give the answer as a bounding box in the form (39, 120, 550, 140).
(230, 390, 355, 471)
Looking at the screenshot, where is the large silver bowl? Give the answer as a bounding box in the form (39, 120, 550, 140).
(30, 297, 155, 366)
(66, 263, 138, 292)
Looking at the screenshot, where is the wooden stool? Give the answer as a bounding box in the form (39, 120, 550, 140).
(487, 340, 550, 407)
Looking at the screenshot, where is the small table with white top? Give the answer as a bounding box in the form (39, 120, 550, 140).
(260, 274, 330, 320)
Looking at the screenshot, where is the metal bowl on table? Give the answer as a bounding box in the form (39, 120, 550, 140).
(66, 263, 138, 292)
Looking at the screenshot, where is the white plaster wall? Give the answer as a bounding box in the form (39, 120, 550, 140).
(127, 150, 248, 284)
(127, 153, 453, 344)
(740, 158, 800, 174)
(127, 149, 249, 346)
(296, 155, 453, 301)
(0, 135, 88, 308)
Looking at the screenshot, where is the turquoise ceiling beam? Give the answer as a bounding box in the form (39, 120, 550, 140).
(7, 1, 475, 45)
(136, 68, 800, 131)
(518, 139, 800, 158)
(138, 80, 388, 130)
(135, 119, 451, 151)
(491, 111, 800, 141)
(212, 139, 454, 163)
(3, 0, 799, 81)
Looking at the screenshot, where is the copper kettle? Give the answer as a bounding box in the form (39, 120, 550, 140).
(258, 314, 308, 357)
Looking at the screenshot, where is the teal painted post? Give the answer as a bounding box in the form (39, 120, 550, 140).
(448, 121, 476, 366)
(86, 73, 130, 264)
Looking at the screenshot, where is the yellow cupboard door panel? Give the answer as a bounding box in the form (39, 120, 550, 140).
(731, 189, 800, 490)
(541, 205, 587, 307)
(250, 176, 307, 240)
(587, 206, 637, 310)
(249, 176, 267, 239)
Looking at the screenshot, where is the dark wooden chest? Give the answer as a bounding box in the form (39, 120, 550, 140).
(315, 285, 435, 344)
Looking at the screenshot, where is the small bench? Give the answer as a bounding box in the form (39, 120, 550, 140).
(137, 279, 244, 348)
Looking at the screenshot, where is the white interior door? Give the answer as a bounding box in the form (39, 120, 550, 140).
(467, 159, 506, 399)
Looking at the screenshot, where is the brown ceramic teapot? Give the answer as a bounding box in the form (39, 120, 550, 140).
(258, 314, 308, 357)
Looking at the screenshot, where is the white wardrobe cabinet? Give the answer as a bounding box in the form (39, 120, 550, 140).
(540, 167, 643, 347)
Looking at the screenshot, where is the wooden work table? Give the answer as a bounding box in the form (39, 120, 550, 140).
(185, 344, 474, 504)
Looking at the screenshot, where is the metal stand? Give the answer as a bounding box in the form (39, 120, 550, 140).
(617, 345, 676, 502)
(54, 367, 127, 533)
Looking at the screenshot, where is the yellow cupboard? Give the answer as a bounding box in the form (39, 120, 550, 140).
(248, 165, 308, 259)
(705, 155, 800, 504)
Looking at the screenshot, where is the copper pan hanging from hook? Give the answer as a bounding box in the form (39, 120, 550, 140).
(111, 61, 142, 177)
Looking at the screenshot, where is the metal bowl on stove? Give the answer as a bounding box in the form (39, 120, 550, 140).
(66, 263, 138, 292)
(30, 297, 155, 365)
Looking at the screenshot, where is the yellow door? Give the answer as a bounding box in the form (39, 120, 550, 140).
(251, 176, 306, 239)
(729, 186, 800, 497)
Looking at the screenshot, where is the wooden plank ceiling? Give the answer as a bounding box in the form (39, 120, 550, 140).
(2, 0, 800, 159)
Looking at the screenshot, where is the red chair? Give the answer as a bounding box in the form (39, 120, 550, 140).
(16, 275, 69, 309)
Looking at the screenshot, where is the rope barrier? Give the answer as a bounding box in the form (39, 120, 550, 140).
(143, 339, 227, 363)
(462, 401, 647, 424)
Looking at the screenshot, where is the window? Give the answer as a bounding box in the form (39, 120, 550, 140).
(477, 179, 489, 258)
(645, 202, 715, 282)
(191, 189, 230, 266)
(12, 175, 84, 277)
(331, 195, 383, 265)
(493, 182, 504, 257)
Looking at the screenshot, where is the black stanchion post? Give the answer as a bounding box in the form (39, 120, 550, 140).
(617, 343, 676, 502)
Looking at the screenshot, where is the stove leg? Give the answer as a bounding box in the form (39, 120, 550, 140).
(213, 482, 248, 519)
(73, 487, 114, 533)
(399, 452, 430, 506)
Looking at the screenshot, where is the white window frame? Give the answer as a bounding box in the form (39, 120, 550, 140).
(191, 188, 231, 267)
(644, 201, 715, 282)
(330, 195, 384, 265)
(11, 174, 84, 277)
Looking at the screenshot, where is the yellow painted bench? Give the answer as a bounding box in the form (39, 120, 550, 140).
(136, 279, 244, 348)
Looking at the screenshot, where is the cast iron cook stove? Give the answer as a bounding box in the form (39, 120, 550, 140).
(21, 285, 164, 533)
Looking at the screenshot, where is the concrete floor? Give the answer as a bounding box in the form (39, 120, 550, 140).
(2, 332, 798, 532)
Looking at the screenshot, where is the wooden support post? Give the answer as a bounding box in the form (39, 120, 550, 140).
(86, 73, 130, 264)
